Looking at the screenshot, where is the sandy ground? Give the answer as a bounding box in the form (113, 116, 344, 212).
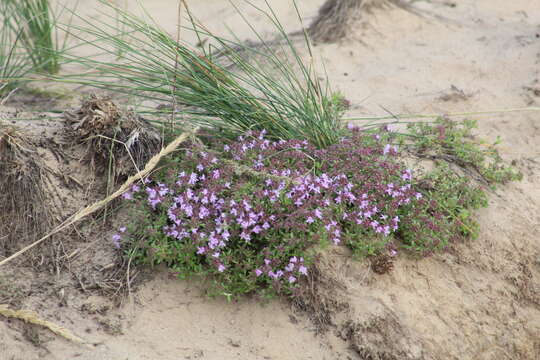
(1, 0, 540, 359)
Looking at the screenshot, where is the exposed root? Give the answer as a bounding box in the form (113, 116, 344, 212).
(292, 251, 349, 333)
(64, 95, 161, 182)
(0, 123, 53, 256)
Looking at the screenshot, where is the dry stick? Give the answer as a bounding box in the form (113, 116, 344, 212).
(0, 129, 197, 267)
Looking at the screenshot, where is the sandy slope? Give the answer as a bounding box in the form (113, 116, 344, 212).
(1, 0, 540, 359)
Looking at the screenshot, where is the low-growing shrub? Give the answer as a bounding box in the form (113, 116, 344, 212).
(112, 119, 521, 298)
(114, 127, 421, 297)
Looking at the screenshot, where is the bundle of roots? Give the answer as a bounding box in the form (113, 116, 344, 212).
(0, 123, 51, 256)
(64, 95, 161, 182)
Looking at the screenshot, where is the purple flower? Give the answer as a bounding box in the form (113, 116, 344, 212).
(298, 265, 308, 275)
(188, 172, 198, 185)
(218, 264, 226, 272)
(306, 216, 315, 224)
(285, 263, 295, 272)
(288, 276, 296, 284)
(383, 143, 391, 155)
(122, 191, 133, 200)
(112, 234, 121, 249)
(199, 206, 210, 219)
(402, 169, 413, 181)
(119, 226, 127, 233)
(255, 269, 263, 277)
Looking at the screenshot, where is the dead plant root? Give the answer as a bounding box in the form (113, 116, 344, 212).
(64, 95, 161, 181)
(0, 122, 53, 256)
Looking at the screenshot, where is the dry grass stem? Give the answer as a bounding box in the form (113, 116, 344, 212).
(0, 304, 87, 345)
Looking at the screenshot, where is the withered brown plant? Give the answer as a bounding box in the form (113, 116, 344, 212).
(64, 95, 161, 182)
(308, 0, 396, 43)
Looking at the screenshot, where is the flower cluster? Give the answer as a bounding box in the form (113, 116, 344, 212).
(115, 127, 422, 296)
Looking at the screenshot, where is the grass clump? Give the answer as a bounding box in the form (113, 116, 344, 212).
(0, 1, 34, 90)
(1, 0, 66, 92)
(64, 0, 344, 148)
(3, 0, 62, 74)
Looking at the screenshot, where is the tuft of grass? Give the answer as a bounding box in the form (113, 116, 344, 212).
(61, 0, 344, 148)
(0, 1, 35, 90)
(3, 0, 62, 74)
(0, 0, 70, 93)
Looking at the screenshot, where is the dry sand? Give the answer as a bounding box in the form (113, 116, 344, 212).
(1, 0, 540, 359)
